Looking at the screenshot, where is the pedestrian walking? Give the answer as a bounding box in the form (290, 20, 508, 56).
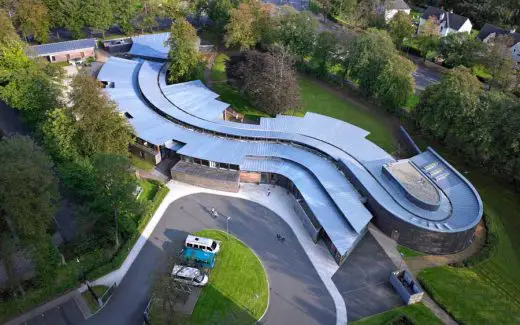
(281, 236, 286, 243)
(276, 234, 281, 241)
(267, 189, 271, 196)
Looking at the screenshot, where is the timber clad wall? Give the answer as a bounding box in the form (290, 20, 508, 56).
(51, 49, 95, 62)
(171, 161, 240, 192)
(239, 171, 261, 183)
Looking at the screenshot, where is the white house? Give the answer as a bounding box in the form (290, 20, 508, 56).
(376, 0, 411, 22)
(477, 23, 520, 64)
(418, 7, 472, 37)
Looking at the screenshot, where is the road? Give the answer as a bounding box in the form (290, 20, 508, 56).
(82, 193, 336, 325)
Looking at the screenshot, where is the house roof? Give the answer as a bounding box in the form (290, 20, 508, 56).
(27, 38, 96, 57)
(421, 6, 470, 31)
(477, 23, 520, 44)
(386, 0, 410, 11)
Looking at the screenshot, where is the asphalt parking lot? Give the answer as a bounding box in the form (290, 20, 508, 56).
(332, 233, 403, 321)
(83, 193, 336, 325)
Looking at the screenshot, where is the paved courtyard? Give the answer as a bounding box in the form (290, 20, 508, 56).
(83, 192, 336, 325)
(332, 233, 403, 321)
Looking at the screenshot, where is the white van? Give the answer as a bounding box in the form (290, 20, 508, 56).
(171, 265, 208, 286)
(185, 235, 220, 254)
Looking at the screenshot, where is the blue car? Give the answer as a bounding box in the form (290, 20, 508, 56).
(182, 247, 216, 269)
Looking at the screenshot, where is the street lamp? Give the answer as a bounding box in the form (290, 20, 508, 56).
(226, 216, 231, 234)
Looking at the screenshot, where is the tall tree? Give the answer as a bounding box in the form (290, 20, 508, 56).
(387, 11, 415, 50)
(0, 41, 63, 126)
(14, 0, 50, 42)
(227, 49, 300, 115)
(224, 1, 272, 50)
(311, 31, 337, 76)
(92, 153, 138, 248)
(278, 8, 317, 61)
(44, 0, 83, 38)
(483, 35, 516, 91)
(416, 15, 440, 60)
(110, 0, 139, 34)
(167, 18, 201, 83)
(208, 0, 233, 32)
(0, 8, 18, 42)
(41, 107, 79, 162)
(439, 32, 485, 68)
(83, 0, 113, 37)
(375, 54, 415, 111)
(0, 135, 58, 240)
(70, 74, 133, 157)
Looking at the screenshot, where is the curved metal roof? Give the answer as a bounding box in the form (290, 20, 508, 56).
(97, 57, 483, 246)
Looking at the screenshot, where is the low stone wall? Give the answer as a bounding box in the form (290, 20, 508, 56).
(171, 161, 240, 193)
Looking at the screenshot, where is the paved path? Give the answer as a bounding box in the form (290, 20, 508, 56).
(368, 225, 458, 325)
(84, 182, 340, 325)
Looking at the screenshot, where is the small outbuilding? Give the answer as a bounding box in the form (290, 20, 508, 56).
(27, 38, 97, 63)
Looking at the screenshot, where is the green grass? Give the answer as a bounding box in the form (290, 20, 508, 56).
(408, 130, 520, 324)
(190, 230, 268, 325)
(296, 76, 397, 153)
(130, 154, 155, 171)
(212, 82, 270, 118)
(351, 303, 442, 325)
(138, 179, 159, 202)
(81, 285, 108, 313)
(404, 94, 420, 111)
(397, 245, 426, 258)
(210, 54, 229, 82)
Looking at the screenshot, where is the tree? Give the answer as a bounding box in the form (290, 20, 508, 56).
(341, 28, 396, 95)
(227, 49, 300, 115)
(331, 0, 356, 20)
(224, 1, 273, 50)
(0, 41, 63, 127)
(14, 0, 50, 42)
(439, 32, 485, 68)
(483, 35, 516, 91)
(315, 0, 332, 23)
(70, 74, 133, 157)
(92, 153, 138, 248)
(278, 8, 317, 61)
(166, 18, 201, 83)
(110, 0, 139, 34)
(208, 0, 233, 32)
(44, 0, 83, 38)
(375, 54, 415, 111)
(416, 15, 440, 60)
(310, 31, 337, 76)
(136, 0, 162, 32)
(387, 11, 415, 50)
(0, 8, 19, 43)
(414, 67, 482, 142)
(83, 0, 113, 37)
(41, 107, 79, 162)
(0, 135, 58, 240)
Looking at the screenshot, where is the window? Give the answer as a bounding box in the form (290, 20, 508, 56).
(209, 161, 216, 168)
(193, 244, 198, 249)
(187, 243, 193, 248)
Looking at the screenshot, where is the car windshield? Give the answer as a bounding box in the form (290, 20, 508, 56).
(211, 242, 217, 249)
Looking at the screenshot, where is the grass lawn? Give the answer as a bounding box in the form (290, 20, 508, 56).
(190, 230, 268, 325)
(138, 179, 159, 202)
(210, 54, 228, 82)
(351, 303, 442, 325)
(81, 285, 108, 313)
(130, 154, 155, 171)
(297, 76, 397, 153)
(409, 131, 520, 324)
(397, 245, 426, 258)
(212, 82, 270, 119)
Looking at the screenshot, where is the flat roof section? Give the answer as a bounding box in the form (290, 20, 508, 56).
(129, 32, 170, 60)
(27, 38, 96, 57)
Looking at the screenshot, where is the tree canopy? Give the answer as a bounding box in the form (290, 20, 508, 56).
(0, 135, 58, 240)
(224, 1, 273, 50)
(13, 0, 50, 42)
(227, 49, 300, 115)
(167, 18, 201, 83)
(387, 11, 415, 50)
(278, 8, 317, 60)
(70, 74, 133, 158)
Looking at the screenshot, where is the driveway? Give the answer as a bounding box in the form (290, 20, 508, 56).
(83, 193, 336, 325)
(332, 233, 403, 321)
